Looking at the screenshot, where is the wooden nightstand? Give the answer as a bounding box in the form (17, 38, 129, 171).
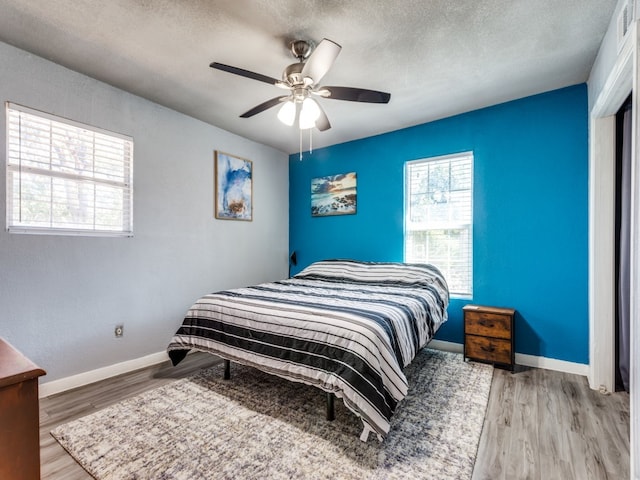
(0, 338, 46, 480)
(463, 305, 515, 370)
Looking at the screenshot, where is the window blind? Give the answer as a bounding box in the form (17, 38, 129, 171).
(6, 102, 133, 236)
(405, 152, 473, 296)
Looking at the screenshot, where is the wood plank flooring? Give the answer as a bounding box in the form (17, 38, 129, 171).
(473, 366, 630, 480)
(39, 354, 630, 480)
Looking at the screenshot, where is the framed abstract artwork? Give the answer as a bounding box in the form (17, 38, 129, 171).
(311, 172, 357, 217)
(214, 151, 253, 221)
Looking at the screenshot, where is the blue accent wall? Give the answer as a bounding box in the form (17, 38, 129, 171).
(289, 84, 589, 364)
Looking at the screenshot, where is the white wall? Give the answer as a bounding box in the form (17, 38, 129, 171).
(0, 41, 289, 383)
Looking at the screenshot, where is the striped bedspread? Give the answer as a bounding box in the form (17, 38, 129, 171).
(167, 259, 449, 440)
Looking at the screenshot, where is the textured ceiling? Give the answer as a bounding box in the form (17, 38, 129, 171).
(0, 0, 617, 154)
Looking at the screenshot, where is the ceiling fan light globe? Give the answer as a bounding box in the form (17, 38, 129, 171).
(277, 100, 296, 126)
(299, 98, 321, 129)
(301, 96, 321, 117)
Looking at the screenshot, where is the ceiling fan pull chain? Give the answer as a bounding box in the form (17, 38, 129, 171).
(299, 127, 303, 161)
(309, 128, 313, 154)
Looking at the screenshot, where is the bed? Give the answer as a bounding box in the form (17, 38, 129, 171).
(167, 259, 449, 441)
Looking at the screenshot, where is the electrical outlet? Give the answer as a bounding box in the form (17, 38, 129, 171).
(115, 325, 124, 338)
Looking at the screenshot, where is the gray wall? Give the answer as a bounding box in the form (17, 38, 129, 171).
(0, 41, 289, 383)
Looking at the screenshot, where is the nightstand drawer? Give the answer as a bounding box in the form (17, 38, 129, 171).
(465, 335, 512, 365)
(465, 311, 511, 339)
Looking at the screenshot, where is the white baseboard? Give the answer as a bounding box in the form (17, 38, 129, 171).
(39, 350, 170, 398)
(39, 341, 591, 398)
(514, 352, 589, 377)
(428, 339, 589, 377)
(428, 339, 464, 353)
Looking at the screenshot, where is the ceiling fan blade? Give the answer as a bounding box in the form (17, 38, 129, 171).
(314, 102, 331, 131)
(240, 96, 289, 118)
(210, 62, 280, 86)
(300, 39, 341, 84)
(321, 86, 391, 103)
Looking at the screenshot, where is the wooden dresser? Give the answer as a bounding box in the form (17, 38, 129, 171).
(463, 304, 515, 370)
(0, 338, 46, 480)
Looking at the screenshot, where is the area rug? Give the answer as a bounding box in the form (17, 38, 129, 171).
(51, 349, 493, 480)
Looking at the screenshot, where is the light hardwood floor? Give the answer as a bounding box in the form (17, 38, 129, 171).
(39, 354, 630, 480)
(473, 366, 630, 480)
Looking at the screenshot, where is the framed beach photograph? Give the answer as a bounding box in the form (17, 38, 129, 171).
(214, 151, 253, 221)
(311, 172, 357, 217)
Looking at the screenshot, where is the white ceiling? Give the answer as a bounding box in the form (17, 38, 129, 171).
(0, 0, 617, 154)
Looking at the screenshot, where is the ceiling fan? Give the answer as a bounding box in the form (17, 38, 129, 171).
(210, 38, 391, 132)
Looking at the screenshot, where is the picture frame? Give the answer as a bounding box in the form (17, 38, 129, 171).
(214, 151, 253, 221)
(311, 172, 357, 217)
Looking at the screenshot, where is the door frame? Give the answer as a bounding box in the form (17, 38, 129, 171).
(588, 21, 638, 479)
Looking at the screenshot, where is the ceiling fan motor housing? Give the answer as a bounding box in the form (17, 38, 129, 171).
(283, 62, 316, 104)
(283, 62, 305, 87)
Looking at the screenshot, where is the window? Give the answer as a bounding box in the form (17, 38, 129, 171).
(6, 103, 133, 236)
(405, 152, 473, 296)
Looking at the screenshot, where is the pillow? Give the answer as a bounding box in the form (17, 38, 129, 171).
(294, 259, 447, 288)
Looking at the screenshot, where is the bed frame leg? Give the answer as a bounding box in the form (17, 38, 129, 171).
(223, 359, 230, 380)
(326, 392, 335, 421)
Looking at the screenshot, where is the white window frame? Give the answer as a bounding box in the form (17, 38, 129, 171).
(404, 151, 473, 297)
(6, 102, 133, 236)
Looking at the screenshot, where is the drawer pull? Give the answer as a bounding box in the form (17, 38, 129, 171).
(480, 344, 495, 353)
(478, 320, 494, 328)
